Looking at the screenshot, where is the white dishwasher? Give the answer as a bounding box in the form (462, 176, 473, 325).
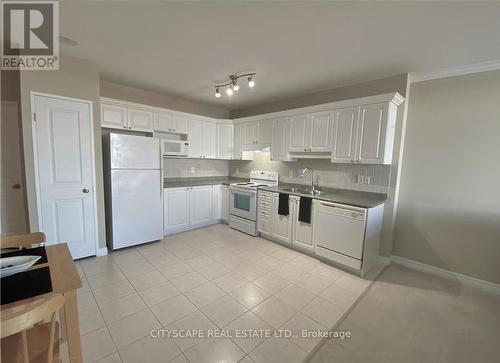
(313, 201, 366, 271)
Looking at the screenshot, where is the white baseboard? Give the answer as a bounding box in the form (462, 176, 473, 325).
(164, 219, 220, 236)
(390, 255, 500, 295)
(96, 246, 108, 256)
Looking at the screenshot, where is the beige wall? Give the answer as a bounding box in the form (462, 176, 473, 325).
(100, 80, 229, 119)
(393, 70, 500, 284)
(19, 55, 106, 248)
(230, 74, 408, 118)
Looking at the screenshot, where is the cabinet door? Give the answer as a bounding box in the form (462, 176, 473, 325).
(289, 115, 309, 152)
(203, 122, 217, 158)
(154, 112, 172, 132)
(171, 116, 189, 134)
(165, 187, 190, 231)
(188, 119, 204, 158)
(217, 124, 234, 159)
(257, 120, 272, 144)
(272, 195, 292, 244)
(128, 108, 154, 132)
(233, 124, 242, 159)
(291, 197, 313, 251)
(271, 118, 286, 160)
(222, 185, 229, 222)
(309, 112, 332, 152)
(331, 107, 359, 163)
(357, 103, 388, 164)
(101, 103, 127, 130)
(190, 186, 212, 225)
(212, 185, 222, 220)
(242, 122, 258, 146)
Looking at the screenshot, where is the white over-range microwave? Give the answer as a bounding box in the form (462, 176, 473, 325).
(161, 139, 190, 156)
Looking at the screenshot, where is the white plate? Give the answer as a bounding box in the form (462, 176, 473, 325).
(0, 255, 42, 278)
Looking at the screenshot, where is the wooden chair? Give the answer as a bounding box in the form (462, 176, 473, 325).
(0, 232, 46, 251)
(1, 294, 65, 363)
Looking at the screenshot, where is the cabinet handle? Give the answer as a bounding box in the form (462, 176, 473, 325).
(123, 126, 127, 129)
(304, 148, 307, 152)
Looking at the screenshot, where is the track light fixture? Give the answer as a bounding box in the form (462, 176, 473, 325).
(214, 73, 256, 98)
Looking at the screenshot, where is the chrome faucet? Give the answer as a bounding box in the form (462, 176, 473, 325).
(299, 167, 318, 192)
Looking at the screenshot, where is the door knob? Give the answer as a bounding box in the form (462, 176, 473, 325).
(82, 188, 90, 193)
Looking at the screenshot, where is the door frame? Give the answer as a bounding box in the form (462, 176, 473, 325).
(30, 91, 99, 257)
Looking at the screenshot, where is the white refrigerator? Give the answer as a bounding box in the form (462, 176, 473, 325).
(103, 133, 163, 250)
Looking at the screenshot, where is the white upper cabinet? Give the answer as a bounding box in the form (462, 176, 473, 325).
(203, 122, 217, 159)
(240, 120, 271, 147)
(127, 108, 154, 132)
(357, 103, 390, 164)
(154, 112, 172, 132)
(154, 114, 188, 134)
(309, 112, 332, 152)
(242, 122, 258, 146)
(289, 115, 309, 152)
(289, 112, 332, 155)
(331, 102, 396, 164)
(171, 116, 189, 134)
(188, 119, 204, 158)
(271, 118, 294, 161)
(217, 124, 234, 159)
(101, 103, 128, 130)
(331, 107, 359, 163)
(189, 120, 216, 158)
(257, 120, 272, 144)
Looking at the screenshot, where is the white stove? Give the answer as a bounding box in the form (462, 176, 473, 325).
(229, 170, 278, 236)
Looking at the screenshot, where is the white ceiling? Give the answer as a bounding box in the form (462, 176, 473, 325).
(59, 1, 500, 111)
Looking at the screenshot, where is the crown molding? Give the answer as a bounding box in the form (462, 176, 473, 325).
(409, 60, 500, 83)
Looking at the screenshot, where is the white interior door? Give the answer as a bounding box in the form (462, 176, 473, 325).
(33, 95, 96, 259)
(1, 102, 28, 235)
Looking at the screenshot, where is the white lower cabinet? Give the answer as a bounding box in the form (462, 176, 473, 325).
(190, 186, 213, 224)
(272, 193, 293, 244)
(290, 196, 313, 251)
(221, 185, 229, 223)
(164, 187, 190, 234)
(258, 193, 313, 251)
(212, 185, 222, 220)
(164, 184, 223, 235)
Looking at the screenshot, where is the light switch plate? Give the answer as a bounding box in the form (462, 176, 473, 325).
(190, 166, 195, 174)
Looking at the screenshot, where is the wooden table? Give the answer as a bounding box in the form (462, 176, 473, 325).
(1, 244, 83, 363)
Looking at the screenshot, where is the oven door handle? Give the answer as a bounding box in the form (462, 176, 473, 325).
(229, 187, 257, 196)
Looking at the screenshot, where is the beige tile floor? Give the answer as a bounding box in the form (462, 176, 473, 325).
(71, 224, 373, 363)
(308, 264, 500, 363)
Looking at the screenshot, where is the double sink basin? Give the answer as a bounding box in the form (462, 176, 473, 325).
(280, 186, 322, 196)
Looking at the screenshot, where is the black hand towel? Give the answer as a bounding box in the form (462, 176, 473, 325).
(278, 193, 289, 216)
(298, 197, 312, 224)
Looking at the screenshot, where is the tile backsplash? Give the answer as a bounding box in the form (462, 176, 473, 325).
(163, 152, 390, 194)
(228, 152, 390, 194)
(163, 158, 228, 178)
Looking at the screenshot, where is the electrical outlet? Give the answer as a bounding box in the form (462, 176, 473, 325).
(190, 166, 195, 174)
(236, 168, 240, 174)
